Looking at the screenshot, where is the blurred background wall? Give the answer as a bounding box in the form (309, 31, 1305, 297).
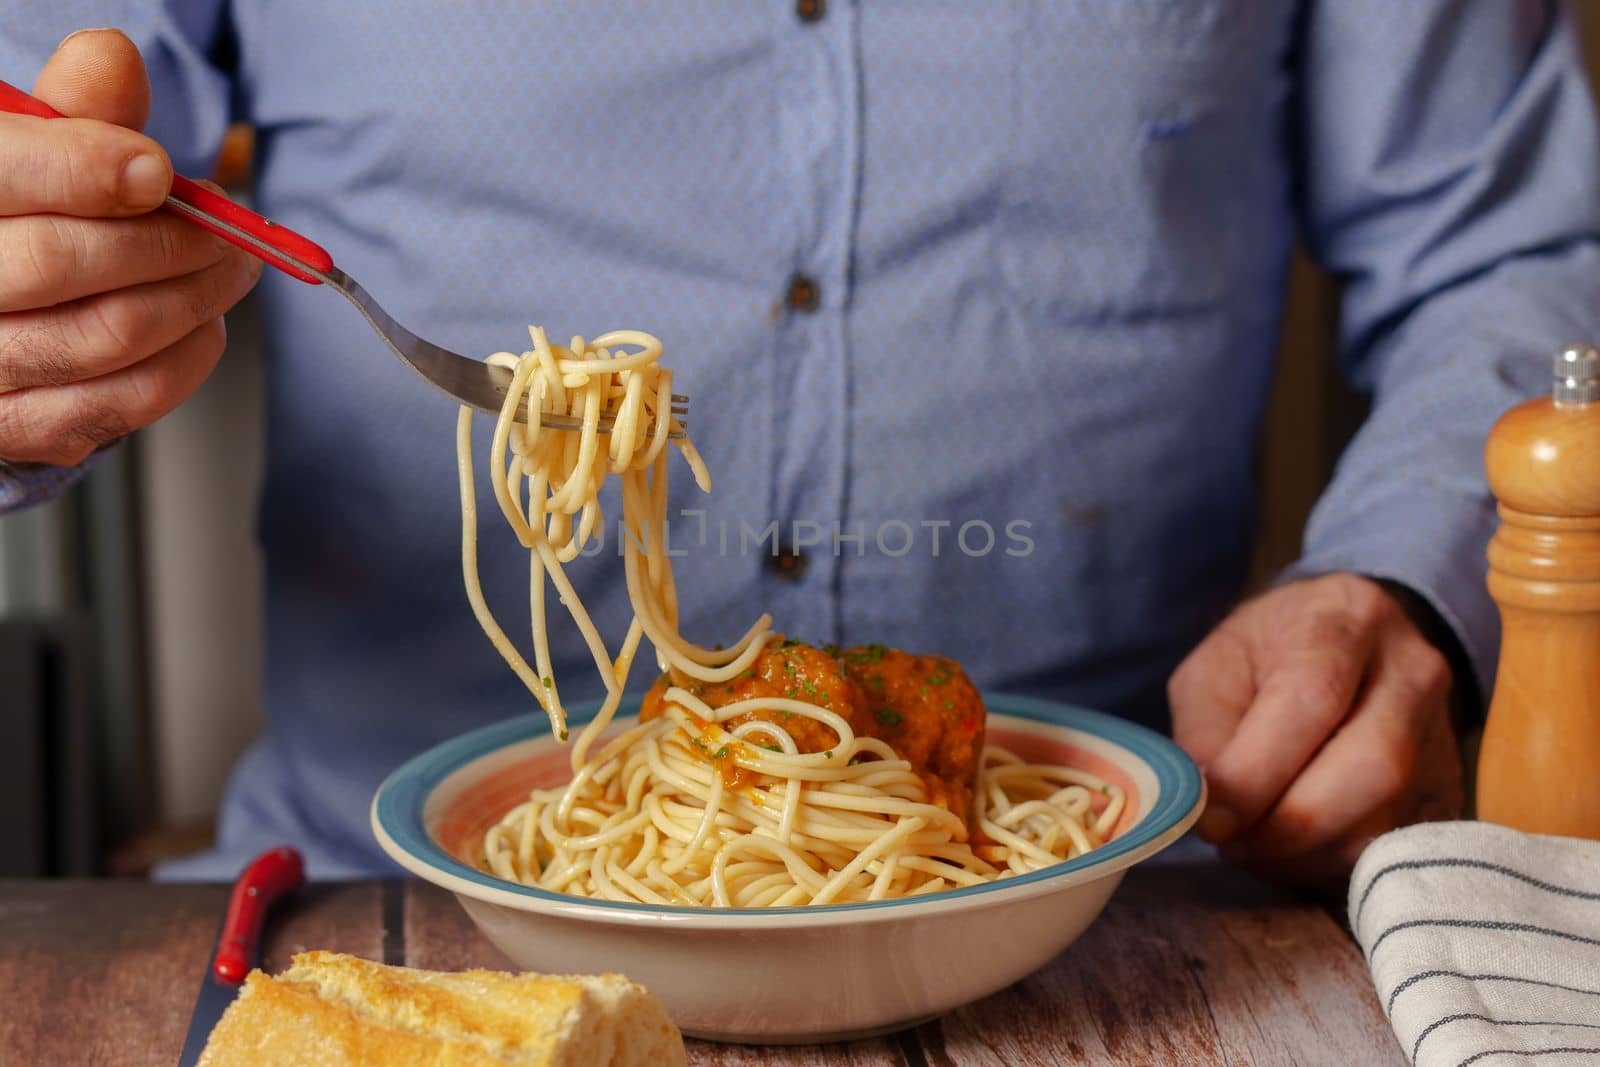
(2, 9, 1598, 876)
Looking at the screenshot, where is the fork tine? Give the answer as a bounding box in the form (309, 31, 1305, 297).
(512, 403, 688, 435)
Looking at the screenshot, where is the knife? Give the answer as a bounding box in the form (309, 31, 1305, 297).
(177, 846, 306, 1067)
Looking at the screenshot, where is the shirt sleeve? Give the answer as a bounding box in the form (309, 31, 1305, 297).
(1283, 0, 1600, 702)
(0, 456, 99, 513)
(0, 4, 234, 516)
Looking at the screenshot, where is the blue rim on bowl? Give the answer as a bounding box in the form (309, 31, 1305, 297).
(372, 691, 1205, 926)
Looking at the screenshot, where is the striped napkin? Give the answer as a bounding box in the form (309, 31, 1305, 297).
(1349, 821, 1600, 1066)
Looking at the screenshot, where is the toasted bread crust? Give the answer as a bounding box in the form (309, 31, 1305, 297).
(195, 952, 685, 1067)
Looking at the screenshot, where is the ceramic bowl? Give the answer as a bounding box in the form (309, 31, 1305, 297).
(372, 693, 1204, 1043)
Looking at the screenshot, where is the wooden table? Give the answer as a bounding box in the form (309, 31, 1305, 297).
(0, 864, 1402, 1065)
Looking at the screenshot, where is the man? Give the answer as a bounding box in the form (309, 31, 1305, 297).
(2, 4, 1597, 883)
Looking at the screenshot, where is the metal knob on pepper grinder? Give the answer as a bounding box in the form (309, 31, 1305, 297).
(1477, 344, 1600, 838)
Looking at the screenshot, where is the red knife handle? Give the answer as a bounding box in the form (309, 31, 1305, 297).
(214, 846, 305, 984)
(0, 78, 335, 285)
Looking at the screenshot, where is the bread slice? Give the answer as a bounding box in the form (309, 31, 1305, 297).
(195, 950, 685, 1066)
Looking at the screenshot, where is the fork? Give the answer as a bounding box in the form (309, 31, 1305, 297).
(0, 80, 687, 437)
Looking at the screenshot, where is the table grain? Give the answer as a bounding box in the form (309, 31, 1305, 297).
(0, 864, 1403, 1066)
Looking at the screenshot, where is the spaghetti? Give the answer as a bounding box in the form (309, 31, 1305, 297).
(460, 327, 1125, 907)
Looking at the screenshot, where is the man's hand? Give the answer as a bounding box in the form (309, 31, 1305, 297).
(0, 28, 260, 468)
(1169, 573, 1463, 887)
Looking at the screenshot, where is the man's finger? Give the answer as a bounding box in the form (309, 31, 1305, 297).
(0, 250, 258, 392)
(35, 27, 152, 129)
(0, 28, 169, 218)
(1230, 635, 1450, 858)
(1169, 621, 1255, 769)
(0, 112, 170, 217)
(1195, 610, 1378, 842)
(0, 317, 227, 467)
(0, 211, 229, 313)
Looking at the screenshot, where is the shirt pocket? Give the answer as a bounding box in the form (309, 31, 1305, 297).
(992, 0, 1284, 323)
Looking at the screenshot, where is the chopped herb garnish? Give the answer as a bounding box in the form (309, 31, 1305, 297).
(1099, 785, 1111, 795)
(712, 745, 730, 759)
(873, 707, 904, 727)
(786, 687, 798, 698)
(942, 699, 955, 710)
(779, 710, 793, 719)
(740, 669, 756, 679)
(822, 643, 841, 657)
(845, 643, 887, 664)
(541, 675, 553, 688)
(822, 749, 835, 760)
(781, 636, 803, 648)
(849, 756, 864, 765)
(801, 679, 820, 696)
(866, 673, 885, 690)
(690, 736, 708, 749)
(759, 742, 781, 752)
(925, 667, 950, 685)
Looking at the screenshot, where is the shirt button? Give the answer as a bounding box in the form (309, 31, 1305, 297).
(786, 274, 821, 313)
(766, 545, 808, 581)
(796, 0, 826, 23)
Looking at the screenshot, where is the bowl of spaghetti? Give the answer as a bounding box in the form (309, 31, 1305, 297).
(373, 324, 1202, 1040)
(373, 690, 1203, 1043)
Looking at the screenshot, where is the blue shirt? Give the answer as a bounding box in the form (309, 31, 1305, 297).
(5, 2, 1600, 879)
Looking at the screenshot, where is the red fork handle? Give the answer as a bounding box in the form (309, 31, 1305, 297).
(0, 78, 334, 285)
(214, 846, 305, 984)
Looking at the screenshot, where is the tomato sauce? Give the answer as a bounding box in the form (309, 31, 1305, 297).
(640, 639, 987, 822)
(838, 644, 986, 820)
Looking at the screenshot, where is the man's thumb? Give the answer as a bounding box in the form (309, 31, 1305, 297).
(33, 28, 151, 130)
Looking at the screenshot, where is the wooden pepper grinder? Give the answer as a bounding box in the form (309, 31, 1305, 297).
(1478, 344, 1600, 838)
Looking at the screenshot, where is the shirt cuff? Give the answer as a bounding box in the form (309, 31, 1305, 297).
(1279, 489, 1499, 720)
(0, 455, 97, 514)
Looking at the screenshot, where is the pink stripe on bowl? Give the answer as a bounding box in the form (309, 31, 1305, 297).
(985, 727, 1142, 837)
(435, 742, 578, 864)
